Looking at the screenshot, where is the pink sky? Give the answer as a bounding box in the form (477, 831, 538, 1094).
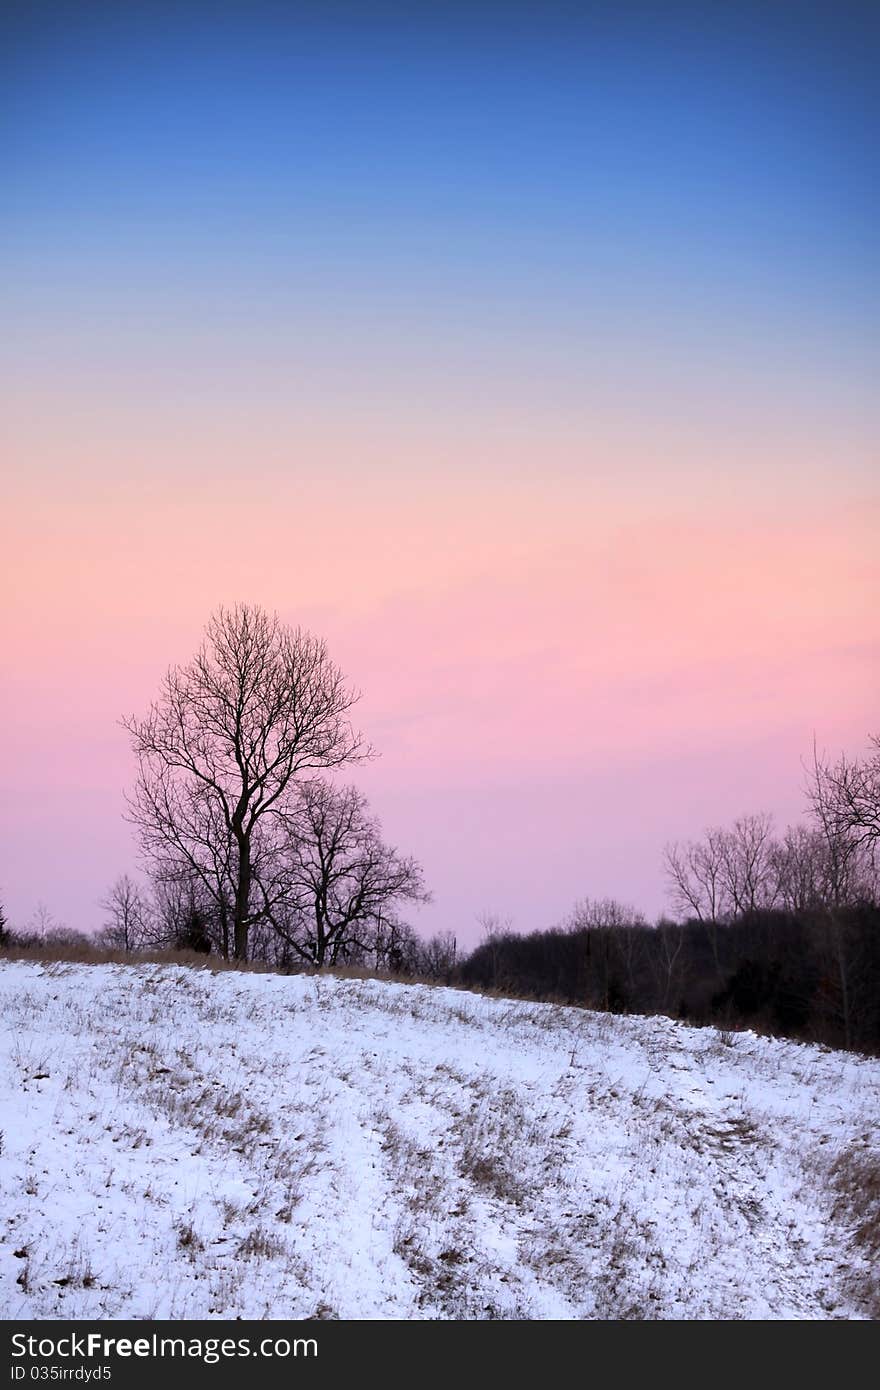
(3, 396, 877, 944)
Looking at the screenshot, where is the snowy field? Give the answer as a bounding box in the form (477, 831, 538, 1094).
(1, 959, 878, 1320)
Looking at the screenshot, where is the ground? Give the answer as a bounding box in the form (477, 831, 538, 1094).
(0, 960, 877, 1319)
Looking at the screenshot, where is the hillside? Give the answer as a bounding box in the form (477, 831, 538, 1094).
(1, 960, 877, 1319)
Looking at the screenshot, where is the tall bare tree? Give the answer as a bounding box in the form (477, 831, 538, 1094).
(124, 605, 367, 960)
(259, 780, 428, 967)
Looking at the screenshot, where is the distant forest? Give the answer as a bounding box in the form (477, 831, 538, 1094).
(461, 903, 880, 1055)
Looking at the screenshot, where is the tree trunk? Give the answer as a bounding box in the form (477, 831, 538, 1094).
(313, 899, 326, 967)
(233, 834, 251, 961)
(219, 898, 230, 960)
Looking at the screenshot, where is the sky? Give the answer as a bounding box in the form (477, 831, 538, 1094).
(2, 2, 878, 944)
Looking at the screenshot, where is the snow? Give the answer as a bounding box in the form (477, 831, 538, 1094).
(1, 960, 877, 1319)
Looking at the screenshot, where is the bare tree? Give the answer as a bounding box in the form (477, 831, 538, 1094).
(260, 780, 429, 967)
(99, 874, 151, 952)
(28, 901, 62, 938)
(770, 824, 825, 912)
(808, 735, 880, 857)
(132, 781, 238, 956)
(475, 911, 514, 988)
(16, 903, 89, 951)
(653, 918, 685, 1012)
(371, 918, 420, 974)
(665, 816, 779, 924)
(663, 829, 727, 923)
(476, 910, 513, 937)
(720, 813, 779, 916)
(770, 822, 877, 913)
(148, 871, 196, 949)
(124, 604, 367, 960)
(565, 897, 646, 1010)
(565, 897, 645, 932)
(663, 828, 730, 980)
(805, 738, 880, 1050)
(664, 815, 777, 985)
(415, 930, 458, 981)
(807, 744, 873, 908)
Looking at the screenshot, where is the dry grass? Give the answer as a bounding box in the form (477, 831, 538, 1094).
(0, 942, 277, 973)
(0, 940, 466, 996)
(236, 1226, 286, 1261)
(830, 1146, 880, 1319)
(174, 1220, 204, 1258)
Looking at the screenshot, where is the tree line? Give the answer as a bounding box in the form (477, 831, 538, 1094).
(463, 740, 880, 1052)
(2, 602, 877, 1051)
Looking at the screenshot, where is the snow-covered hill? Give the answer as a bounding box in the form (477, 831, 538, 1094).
(1, 960, 877, 1319)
